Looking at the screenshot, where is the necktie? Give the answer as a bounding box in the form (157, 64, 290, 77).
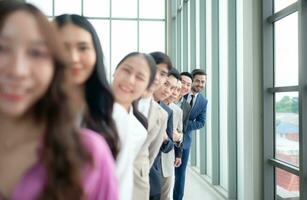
(190, 95, 194, 107)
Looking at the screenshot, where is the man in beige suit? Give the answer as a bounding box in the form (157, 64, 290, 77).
(133, 52, 173, 200)
(161, 75, 183, 200)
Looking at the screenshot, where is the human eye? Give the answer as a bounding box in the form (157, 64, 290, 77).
(136, 74, 145, 81)
(28, 47, 49, 59)
(121, 66, 131, 74)
(78, 45, 89, 52)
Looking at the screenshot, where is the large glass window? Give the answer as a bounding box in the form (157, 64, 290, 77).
(275, 92, 299, 167)
(26, 0, 165, 81)
(263, 0, 306, 199)
(274, 0, 297, 13)
(274, 12, 298, 87)
(276, 168, 299, 199)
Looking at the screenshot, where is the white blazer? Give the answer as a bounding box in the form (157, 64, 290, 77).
(112, 103, 147, 200)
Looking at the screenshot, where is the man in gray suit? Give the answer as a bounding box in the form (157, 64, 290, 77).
(133, 52, 173, 200)
(176, 72, 193, 134)
(161, 72, 186, 200)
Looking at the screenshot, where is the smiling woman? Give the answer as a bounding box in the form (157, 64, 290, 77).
(54, 14, 120, 159)
(111, 52, 156, 200)
(0, 1, 118, 200)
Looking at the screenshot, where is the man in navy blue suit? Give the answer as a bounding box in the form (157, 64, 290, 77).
(173, 69, 208, 200)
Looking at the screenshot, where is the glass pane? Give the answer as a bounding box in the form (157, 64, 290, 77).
(275, 168, 299, 199)
(274, 0, 297, 13)
(26, 0, 53, 16)
(112, 0, 137, 18)
(139, 0, 165, 19)
(275, 92, 299, 167)
(89, 20, 110, 81)
(139, 21, 165, 53)
(54, 0, 81, 15)
(111, 20, 137, 78)
(274, 12, 298, 87)
(84, 0, 110, 18)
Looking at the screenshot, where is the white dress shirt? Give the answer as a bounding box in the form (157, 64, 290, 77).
(112, 103, 147, 200)
(186, 92, 199, 108)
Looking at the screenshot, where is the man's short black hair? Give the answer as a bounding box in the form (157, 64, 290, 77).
(180, 72, 193, 82)
(168, 67, 180, 80)
(150, 51, 173, 70)
(191, 69, 206, 79)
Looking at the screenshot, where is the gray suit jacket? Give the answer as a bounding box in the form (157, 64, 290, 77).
(133, 99, 168, 200)
(161, 103, 183, 177)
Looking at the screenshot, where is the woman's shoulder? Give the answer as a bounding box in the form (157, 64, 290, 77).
(79, 128, 116, 169)
(79, 128, 108, 153)
(79, 128, 118, 200)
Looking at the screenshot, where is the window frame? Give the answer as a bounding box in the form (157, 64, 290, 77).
(263, 0, 307, 199)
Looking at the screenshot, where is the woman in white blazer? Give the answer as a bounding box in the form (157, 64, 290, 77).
(112, 52, 157, 200)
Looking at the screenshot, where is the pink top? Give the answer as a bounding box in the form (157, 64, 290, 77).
(0, 128, 118, 200)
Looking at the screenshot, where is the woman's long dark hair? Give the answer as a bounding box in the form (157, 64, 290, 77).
(54, 14, 119, 159)
(115, 52, 157, 129)
(0, 1, 89, 199)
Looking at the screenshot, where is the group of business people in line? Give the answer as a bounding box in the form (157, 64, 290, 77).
(0, 1, 207, 200)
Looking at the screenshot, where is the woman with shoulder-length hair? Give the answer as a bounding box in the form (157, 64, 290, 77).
(54, 14, 120, 159)
(0, 1, 117, 199)
(111, 52, 156, 200)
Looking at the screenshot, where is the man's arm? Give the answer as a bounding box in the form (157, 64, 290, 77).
(186, 99, 207, 132)
(160, 110, 174, 153)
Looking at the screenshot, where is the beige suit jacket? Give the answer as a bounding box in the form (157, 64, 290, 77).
(132, 99, 168, 200)
(161, 103, 183, 177)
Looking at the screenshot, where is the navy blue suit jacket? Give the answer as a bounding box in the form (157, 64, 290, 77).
(149, 101, 174, 196)
(182, 93, 207, 149)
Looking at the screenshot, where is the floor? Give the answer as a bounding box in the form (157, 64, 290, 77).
(183, 167, 225, 200)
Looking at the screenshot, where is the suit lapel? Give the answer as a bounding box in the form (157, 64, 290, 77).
(147, 99, 159, 133)
(190, 93, 202, 116)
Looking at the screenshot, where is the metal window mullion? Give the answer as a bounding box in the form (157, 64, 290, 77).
(227, 0, 237, 198)
(263, 0, 275, 199)
(52, 0, 55, 17)
(188, 0, 197, 167)
(177, 9, 182, 70)
(85, 17, 165, 21)
(268, 86, 299, 93)
(211, 0, 220, 186)
(182, 1, 189, 71)
(268, 158, 299, 176)
(199, 0, 207, 175)
(267, 2, 298, 23)
(137, 0, 139, 52)
(299, 0, 307, 198)
(165, 0, 168, 53)
(81, 0, 84, 16)
(190, 0, 196, 69)
(109, 0, 112, 81)
(171, 0, 177, 64)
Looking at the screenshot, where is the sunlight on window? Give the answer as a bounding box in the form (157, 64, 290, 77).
(111, 20, 137, 78)
(84, 0, 110, 17)
(112, 0, 137, 18)
(275, 92, 299, 167)
(54, 0, 81, 15)
(139, 21, 165, 53)
(89, 20, 110, 80)
(274, 12, 298, 87)
(27, 0, 53, 16)
(274, 0, 297, 13)
(276, 168, 299, 199)
(139, 0, 165, 19)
